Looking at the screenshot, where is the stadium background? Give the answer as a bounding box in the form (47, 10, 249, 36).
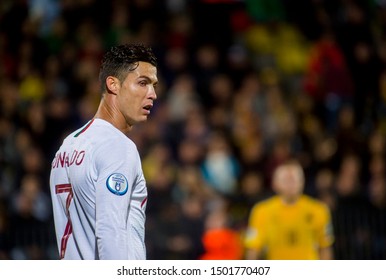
(0, 0, 385, 260)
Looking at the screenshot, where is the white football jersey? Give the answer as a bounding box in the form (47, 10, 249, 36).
(49, 118, 147, 260)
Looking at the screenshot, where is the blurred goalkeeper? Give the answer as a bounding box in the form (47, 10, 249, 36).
(244, 160, 334, 260)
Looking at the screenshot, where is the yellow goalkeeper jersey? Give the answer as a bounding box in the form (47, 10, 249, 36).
(244, 194, 334, 260)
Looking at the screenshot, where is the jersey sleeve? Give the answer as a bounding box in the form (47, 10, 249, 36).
(244, 203, 266, 251)
(316, 203, 334, 248)
(93, 139, 139, 259)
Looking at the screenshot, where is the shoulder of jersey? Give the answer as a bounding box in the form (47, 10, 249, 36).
(253, 195, 278, 211)
(91, 122, 139, 154)
(301, 194, 329, 209)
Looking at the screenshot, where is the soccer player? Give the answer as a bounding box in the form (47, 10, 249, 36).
(244, 160, 334, 260)
(49, 44, 158, 260)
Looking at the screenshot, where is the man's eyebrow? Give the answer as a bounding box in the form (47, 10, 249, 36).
(138, 75, 158, 84)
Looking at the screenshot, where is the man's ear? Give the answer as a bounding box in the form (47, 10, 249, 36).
(105, 76, 120, 95)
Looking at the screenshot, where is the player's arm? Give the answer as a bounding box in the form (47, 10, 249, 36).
(243, 203, 265, 260)
(94, 140, 136, 259)
(317, 203, 335, 260)
(319, 246, 333, 260)
(244, 248, 262, 260)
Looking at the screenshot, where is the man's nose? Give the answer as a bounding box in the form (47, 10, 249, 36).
(149, 86, 157, 100)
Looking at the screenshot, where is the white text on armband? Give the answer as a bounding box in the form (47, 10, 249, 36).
(52, 150, 85, 168)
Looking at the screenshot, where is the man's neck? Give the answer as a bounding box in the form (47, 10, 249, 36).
(280, 195, 301, 205)
(94, 95, 132, 134)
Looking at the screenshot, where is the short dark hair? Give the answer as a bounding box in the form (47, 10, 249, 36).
(99, 43, 157, 92)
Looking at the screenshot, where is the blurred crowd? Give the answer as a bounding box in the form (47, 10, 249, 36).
(0, 0, 385, 260)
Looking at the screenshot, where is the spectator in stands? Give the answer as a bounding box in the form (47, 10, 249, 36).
(200, 199, 243, 260)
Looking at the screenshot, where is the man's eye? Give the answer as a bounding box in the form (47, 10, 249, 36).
(139, 81, 147, 86)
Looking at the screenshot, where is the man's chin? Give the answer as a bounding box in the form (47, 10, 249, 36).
(132, 116, 149, 124)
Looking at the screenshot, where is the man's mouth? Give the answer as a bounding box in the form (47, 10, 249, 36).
(143, 104, 153, 111)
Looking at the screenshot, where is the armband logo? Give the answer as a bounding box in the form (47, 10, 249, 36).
(106, 173, 128, 196)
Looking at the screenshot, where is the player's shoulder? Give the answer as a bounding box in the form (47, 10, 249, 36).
(87, 119, 136, 149)
(252, 195, 279, 212)
(301, 194, 329, 211)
